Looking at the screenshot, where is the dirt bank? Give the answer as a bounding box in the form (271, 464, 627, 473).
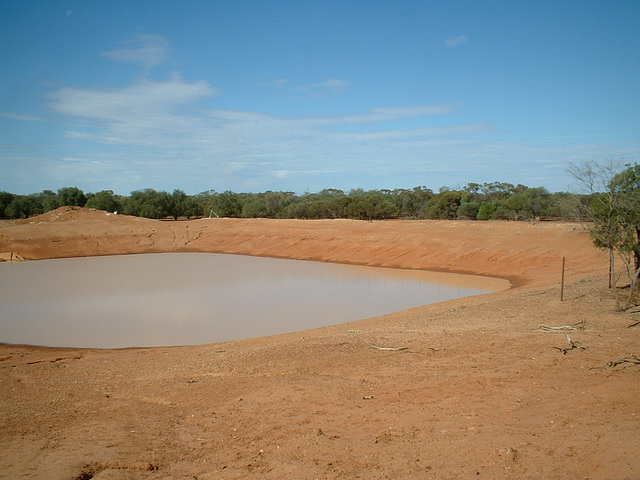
(1, 207, 638, 480)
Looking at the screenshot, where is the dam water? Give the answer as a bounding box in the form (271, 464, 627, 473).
(0, 253, 509, 348)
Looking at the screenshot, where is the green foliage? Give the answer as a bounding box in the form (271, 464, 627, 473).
(343, 192, 398, 220)
(0, 182, 590, 223)
(216, 191, 243, 217)
(476, 202, 495, 220)
(121, 189, 171, 219)
(57, 187, 87, 207)
(5, 195, 44, 219)
(242, 197, 269, 218)
(263, 191, 296, 218)
(570, 160, 640, 309)
(505, 193, 531, 220)
(85, 190, 121, 212)
(456, 201, 479, 220)
(426, 191, 462, 219)
(611, 164, 640, 270)
(167, 189, 199, 220)
(40, 190, 58, 211)
(0, 191, 17, 218)
(492, 201, 511, 220)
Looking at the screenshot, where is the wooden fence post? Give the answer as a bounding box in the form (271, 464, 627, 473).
(560, 256, 566, 302)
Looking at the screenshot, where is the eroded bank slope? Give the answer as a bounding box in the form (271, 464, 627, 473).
(0, 206, 605, 287)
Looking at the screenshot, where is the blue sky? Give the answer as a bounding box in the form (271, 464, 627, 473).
(1, 1, 638, 195)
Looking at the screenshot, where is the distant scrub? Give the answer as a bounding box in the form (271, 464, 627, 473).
(0, 182, 584, 222)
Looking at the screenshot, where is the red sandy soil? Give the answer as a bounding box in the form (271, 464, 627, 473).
(0, 207, 638, 480)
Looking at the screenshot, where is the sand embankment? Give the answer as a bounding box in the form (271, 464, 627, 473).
(0, 206, 604, 286)
(1, 207, 638, 480)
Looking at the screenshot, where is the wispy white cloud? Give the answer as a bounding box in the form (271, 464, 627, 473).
(0, 112, 46, 122)
(48, 74, 218, 146)
(43, 73, 517, 192)
(266, 77, 349, 95)
(445, 35, 468, 47)
(309, 104, 460, 126)
(102, 35, 172, 72)
(294, 78, 349, 93)
(262, 78, 290, 88)
(344, 122, 495, 141)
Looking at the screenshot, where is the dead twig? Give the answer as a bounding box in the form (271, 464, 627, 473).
(540, 319, 585, 332)
(628, 320, 640, 328)
(366, 341, 408, 352)
(592, 354, 640, 369)
(553, 334, 587, 355)
(606, 354, 640, 368)
(541, 325, 578, 332)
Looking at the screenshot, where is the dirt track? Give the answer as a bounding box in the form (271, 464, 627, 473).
(1, 207, 639, 479)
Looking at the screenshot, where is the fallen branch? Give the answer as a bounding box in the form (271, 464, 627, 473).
(540, 319, 585, 332)
(606, 354, 640, 368)
(553, 334, 587, 355)
(366, 341, 408, 352)
(541, 325, 578, 332)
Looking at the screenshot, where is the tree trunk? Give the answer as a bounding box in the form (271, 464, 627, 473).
(609, 247, 615, 289)
(635, 227, 640, 275)
(625, 265, 640, 310)
(610, 248, 622, 311)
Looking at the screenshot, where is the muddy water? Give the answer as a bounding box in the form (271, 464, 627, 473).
(0, 253, 509, 348)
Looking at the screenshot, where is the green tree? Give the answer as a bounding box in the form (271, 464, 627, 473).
(0, 191, 17, 218)
(57, 187, 87, 207)
(85, 190, 121, 212)
(5, 195, 44, 219)
(263, 191, 296, 218)
(506, 193, 531, 220)
(39, 190, 59, 211)
(570, 160, 640, 309)
(546, 192, 580, 219)
(217, 191, 243, 217)
(456, 201, 479, 219)
(492, 200, 511, 220)
(611, 164, 640, 306)
(344, 192, 398, 220)
(480, 182, 516, 202)
(194, 190, 219, 217)
(524, 187, 551, 219)
(122, 189, 171, 219)
(476, 201, 495, 220)
(242, 197, 269, 218)
(167, 189, 201, 220)
(426, 191, 462, 219)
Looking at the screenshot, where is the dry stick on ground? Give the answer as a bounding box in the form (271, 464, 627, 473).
(541, 325, 578, 332)
(592, 354, 640, 370)
(607, 354, 640, 368)
(366, 341, 408, 352)
(553, 334, 587, 355)
(540, 319, 586, 332)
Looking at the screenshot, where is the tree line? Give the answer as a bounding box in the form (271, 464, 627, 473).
(0, 182, 582, 222)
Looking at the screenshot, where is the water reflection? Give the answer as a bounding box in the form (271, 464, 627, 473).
(0, 253, 509, 348)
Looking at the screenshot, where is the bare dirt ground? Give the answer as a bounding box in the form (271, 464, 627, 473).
(0, 207, 638, 480)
